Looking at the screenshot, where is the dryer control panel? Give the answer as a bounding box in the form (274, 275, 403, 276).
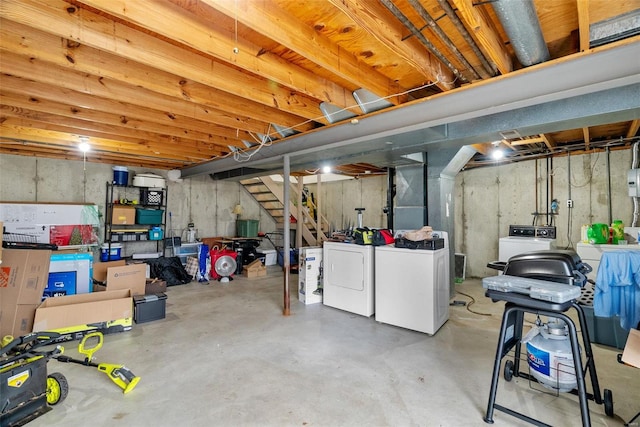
(508, 225, 556, 239)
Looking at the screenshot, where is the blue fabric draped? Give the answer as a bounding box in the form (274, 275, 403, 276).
(594, 250, 640, 330)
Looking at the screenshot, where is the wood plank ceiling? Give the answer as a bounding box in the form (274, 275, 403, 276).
(1, 0, 639, 176)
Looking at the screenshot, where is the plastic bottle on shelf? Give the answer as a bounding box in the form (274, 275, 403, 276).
(612, 220, 624, 244)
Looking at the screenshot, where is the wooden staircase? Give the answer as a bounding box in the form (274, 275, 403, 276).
(240, 176, 328, 246)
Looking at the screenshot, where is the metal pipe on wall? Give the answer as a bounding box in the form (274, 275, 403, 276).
(534, 159, 539, 224)
(283, 154, 291, 316)
(386, 167, 395, 230)
(606, 147, 612, 225)
(546, 156, 550, 225)
(632, 142, 639, 227)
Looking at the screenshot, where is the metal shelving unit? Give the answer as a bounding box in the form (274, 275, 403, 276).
(104, 182, 168, 258)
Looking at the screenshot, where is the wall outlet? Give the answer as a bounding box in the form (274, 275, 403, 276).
(567, 199, 573, 208)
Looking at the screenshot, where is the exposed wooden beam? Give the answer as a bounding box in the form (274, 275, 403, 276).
(0, 103, 234, 155)
(510, 137, 546, 146)
(0, 19, 316, 134)
(0, 142, 187, 169)
(583, 126, 591, 149)
(627, 119, 640, 138)
(195, 0, 404, 106)
(471, 143, 489, 155)
(0, 0, 327, 123)
(0, 90, 249, 147)
(0, 53, 260, 144)
(540, 134, 556, 151)
(576, 0, 590, 52)
(0, 127, 214, 166)
(1, 119, 225, 161)
(448, 0, 513, 75)
(328, 0, 455, 91)
(78, 0, 355, 111)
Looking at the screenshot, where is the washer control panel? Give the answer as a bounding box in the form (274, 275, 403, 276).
(508, 225, 556, 239)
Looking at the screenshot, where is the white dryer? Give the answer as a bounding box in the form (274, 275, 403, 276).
(322, 241, 374, 317)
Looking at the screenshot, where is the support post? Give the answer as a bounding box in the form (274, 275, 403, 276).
(283, 155, 291, 316)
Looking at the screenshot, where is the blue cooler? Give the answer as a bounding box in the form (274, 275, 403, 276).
(112, 166, 129, 185)
(100, 243, 123, 261)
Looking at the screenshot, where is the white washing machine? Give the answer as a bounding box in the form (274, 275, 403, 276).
(374, 231, 450, 335)
(322, 241, 374, 317)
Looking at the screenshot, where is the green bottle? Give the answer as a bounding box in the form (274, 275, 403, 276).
(612, 220, 624, 244)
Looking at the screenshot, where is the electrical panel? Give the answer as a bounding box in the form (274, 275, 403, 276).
(629, 169, 640, 197)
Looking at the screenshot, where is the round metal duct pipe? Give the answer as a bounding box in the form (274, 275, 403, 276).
(491, 0, 550, 66)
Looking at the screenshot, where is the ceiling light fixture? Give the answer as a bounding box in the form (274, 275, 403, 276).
(491, 149, 505, 160)
(491, 140, 504, 160)
(78, 136, 90, 153)
(322, 166, 331, 174)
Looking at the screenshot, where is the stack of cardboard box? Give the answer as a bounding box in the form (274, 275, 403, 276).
(0, 250, 168, 342)
(0, 249, 51, 339)
(243, 259, 267, 278)
(92, 260, 167, 324)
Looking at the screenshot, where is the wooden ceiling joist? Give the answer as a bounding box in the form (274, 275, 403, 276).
(1, 0, 637, 170)
(182, 0, 405, 106)
(77, 0, 357, 112)
(0, 91, 250, 147)
(0, 18, 316, 134)
(328, 0, 455, 91)
(448, 0, 512, 75)
(0, 55, 261, 144)
(0, 121, 225, 161)
(0, 0, 327, 123)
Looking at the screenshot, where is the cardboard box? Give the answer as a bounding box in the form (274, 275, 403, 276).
(1, 303, 39, 338)
(0, 249, 51, 305)
(33, 289, 133, 339)
(243, 259, 267, 278)
(105, 264, 146, 296)
(0, 220, 3, 262)
(0, 249, 51, 338)
(112, 205, 136, 225)
(145, 278, 167, 294)
(622, 329, 640, 368)
(93, 260, 127, 283)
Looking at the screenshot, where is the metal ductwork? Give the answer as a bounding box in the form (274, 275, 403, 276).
(491, 0, 550, 66)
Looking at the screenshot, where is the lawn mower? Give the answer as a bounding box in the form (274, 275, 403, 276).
(1, 331, 140, 426)
(1, 332, 68, 427)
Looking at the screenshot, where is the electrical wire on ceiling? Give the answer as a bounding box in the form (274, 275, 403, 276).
(228, 78, 448, 163)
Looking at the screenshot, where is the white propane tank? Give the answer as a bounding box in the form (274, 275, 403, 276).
(526, 319, 577, 393)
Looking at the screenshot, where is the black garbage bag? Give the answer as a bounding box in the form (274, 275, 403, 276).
(146, 256, 192, 286)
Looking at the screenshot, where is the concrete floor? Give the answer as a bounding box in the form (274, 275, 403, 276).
(28, 268, 639, 427)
